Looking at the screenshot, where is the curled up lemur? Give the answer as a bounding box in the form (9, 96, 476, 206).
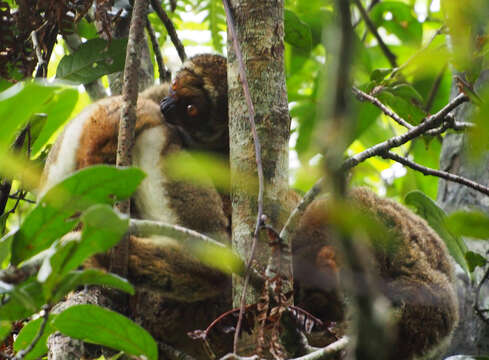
(41, 54, 458, 359)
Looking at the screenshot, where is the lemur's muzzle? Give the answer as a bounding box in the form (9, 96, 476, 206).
(160, 96, 177, 123)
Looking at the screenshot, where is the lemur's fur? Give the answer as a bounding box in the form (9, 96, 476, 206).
(41, 54, 458, 360)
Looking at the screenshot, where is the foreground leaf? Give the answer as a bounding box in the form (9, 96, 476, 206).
(14, 315, 56, 360)
(52, 269, 134, 303)
(405, 191, 469, 274)
(447, 210, 489, 239)
(56, 38, 127, 84)
(53, 305, 158, 360)
(8, 166, 144, 265)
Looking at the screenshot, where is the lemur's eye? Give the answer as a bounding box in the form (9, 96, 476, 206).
(171, 80, 178, 91)
(187, 104, 198, 117)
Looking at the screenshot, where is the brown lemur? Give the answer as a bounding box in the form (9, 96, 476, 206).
(40, 54, 458, 359)
(41, 54, 231, 302)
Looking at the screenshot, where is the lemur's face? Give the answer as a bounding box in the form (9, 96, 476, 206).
(160, 55, 228, 154)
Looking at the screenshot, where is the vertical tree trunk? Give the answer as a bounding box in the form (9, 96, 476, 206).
(226, 0, 291, 354)
(438, 6, 489, 353)
(437, 72, 489, 356)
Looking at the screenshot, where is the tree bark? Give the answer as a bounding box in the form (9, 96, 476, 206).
(437, 71, 489, 357)
(226, 0, 291, 354)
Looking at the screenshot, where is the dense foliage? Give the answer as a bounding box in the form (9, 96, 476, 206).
(1, 0, 489, 359)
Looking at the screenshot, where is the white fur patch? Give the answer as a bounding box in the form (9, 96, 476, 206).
(40, 103, 96, 197)
(132, 126, 179, 224)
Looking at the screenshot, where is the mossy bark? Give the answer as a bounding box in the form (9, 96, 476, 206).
(226, 0, 291, 355)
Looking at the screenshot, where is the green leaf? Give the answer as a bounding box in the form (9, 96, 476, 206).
(8, 166, 144, 265)
(39, 204, 129, 286)
(0, 81, 62, 146)
(56, 38, 128, 84)
(405, 191, 470, 274)
(0, 226, 12, 265)
(0, 279, 45, 321)
(447, 211, 489, 239)
(13, 315, 56, 360)
(376, 87, 425, 125)
(53, 305, 158, 360)
(0, 321, 12, 343)
(465, 251, 487, 273)
(31, 88, 79, 156)
(370, 68, 393, 82)
(285, 9, 313, 52)
(52, 270, 134, 303)
(76, 18, 98, 39)
(370, 1, 422, 46)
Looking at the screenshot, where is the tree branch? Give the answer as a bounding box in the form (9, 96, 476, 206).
(352, 0, 397, 68)
(382, 152, 489, 196)
(342, 93, 469, 171)
(352, 87, 414, 129)
(13, 306, 50, 360)
(111, 0, 149, 277)
(149, 0, 187, 62)
(145, 17, 171, 83)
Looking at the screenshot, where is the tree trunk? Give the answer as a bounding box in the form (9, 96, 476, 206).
(226, 0, 291, 354)
(437, 71, 489, 357)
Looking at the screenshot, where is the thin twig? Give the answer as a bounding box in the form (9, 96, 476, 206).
(352, 0, 380, 28)
(8, 195, 35, 204)
(292, 336, 349, 360)
(222, 0, 265, 353)
(382, 152, 489, 197)
(13, 306, 50, 360)
(31, 30, 47, 78)
(424, 63, 447, 112)
(352, 87, 414, 129)
(111, 0, 149, 277)
(149, 0, 187, 62)
(475, 267, 489, 324)
(342, 93, 469, 171)
(145, 17, 171, 83)
(352, 0, 397, 68)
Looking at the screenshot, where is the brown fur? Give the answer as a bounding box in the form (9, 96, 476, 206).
(292, 187, 458, 360)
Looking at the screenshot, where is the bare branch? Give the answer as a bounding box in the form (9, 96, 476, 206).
(475, 267, 489, 324)
(146, 17, 171, 83)
(292, 336, 349, 360)
(112, 0, 149, 277)
(382, 152, 489, 197)
(13, 306, 50, 360)
(351, 0, 397, 68)
(342, 93, 469, 171)
(222, 0, 266, 352)
(352, 87, 414, 129)
(149, 0, 187, 62)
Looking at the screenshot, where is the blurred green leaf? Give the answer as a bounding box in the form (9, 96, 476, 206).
(285, 9, 313, 52)
(405, 190, 470, 274)
(54, 304, 158, 360)
(56, 38, 127, 84)
(465, 251, 487, 273)
(370, 68, 393, 82)
(0, 279, 45, 321)
(370, 1, 422, 46)
(76, 18, 98, 39)
(7, 166, 144, 265)
(376, 86, 426, 125)
(0, 81, 62, 146)
(39, 204, 129, 285)
(52, 270, 134, 303)
(0, 321, 12, 343)
(447, 210, 489, 239)
(31, 88, 78, 156)
(13, 314, 56, 360)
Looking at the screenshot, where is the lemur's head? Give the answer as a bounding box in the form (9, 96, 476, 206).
(160, 54, 228, 154)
